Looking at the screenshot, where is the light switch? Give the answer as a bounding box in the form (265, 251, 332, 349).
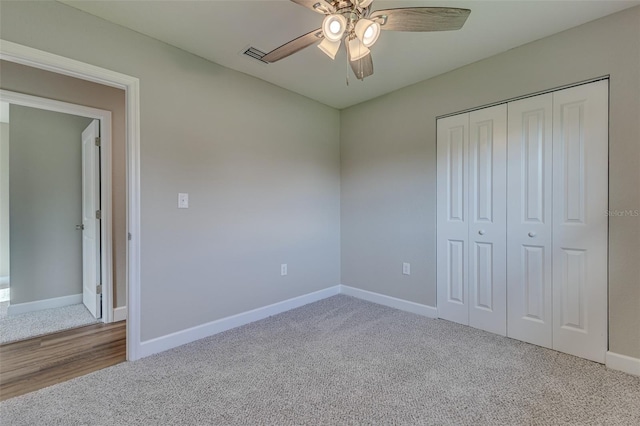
(281, 264, 288, 276)
(178, 193, 189, 209)
(403, 262, 411, 275)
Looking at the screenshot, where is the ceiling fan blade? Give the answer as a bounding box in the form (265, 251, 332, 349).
(370, 7, 471, 32)
(290, 0, 335, 14)
(263, 28, 324, 63)
(346, 43, 374, 80)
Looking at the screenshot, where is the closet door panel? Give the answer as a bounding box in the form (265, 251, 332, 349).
(437, 113, 469, 325)
(507, 94, 553, 348)
(468, 105, 507, 335)
(552, 81, 608, 363)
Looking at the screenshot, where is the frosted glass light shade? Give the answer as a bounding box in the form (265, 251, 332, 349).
(355, 19, 380, 47)
(318, 38, 341, 60)
(348, 37, 370, 61)
(322, 14, 347, 42)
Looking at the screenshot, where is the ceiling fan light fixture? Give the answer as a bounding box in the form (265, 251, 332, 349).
(347, 37, 371, 61)
(355, 19, 380, 47)
(322, 14, 347, 42)
(318, 38, 341, 60)
(263, 4, 471, 82)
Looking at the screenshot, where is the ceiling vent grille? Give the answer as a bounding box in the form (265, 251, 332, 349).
(242, 47, 268, 64)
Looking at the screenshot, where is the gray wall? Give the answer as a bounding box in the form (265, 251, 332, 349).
(341, 7, 640, 358)
(3, 1, 635, 359)
(9, 105, 92, 304)
(0, 122, 8, 278)
(0, 60, 128, 308)
(0, 1, 341, 340)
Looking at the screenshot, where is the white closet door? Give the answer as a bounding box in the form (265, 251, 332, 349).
(437, 113, 469, 325)
(507, 94, 554, 348)
(468, 105, 507, 335)
(552, 81, 608, 363)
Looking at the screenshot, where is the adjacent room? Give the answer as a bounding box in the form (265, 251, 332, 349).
(0, 1, 639, 424)
(0, 103, 100, 343)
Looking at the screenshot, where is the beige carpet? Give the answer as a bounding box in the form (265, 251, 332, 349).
(1, 295, 639, 425)
(0, 302, 98, 344)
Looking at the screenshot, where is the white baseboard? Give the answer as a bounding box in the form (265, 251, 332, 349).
(6, 293, 82, 316)
(0, 276, 9, 285)
(138, 285, 341, 359)
(113, 306, 127, 322)
(606, 351, 640, 376)
(137, 284, 438, 360)
(339, 285, 438, 318)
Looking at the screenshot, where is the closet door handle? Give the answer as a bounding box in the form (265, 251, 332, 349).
(528, 231, 536, 238)
(478, 230, 486, 235)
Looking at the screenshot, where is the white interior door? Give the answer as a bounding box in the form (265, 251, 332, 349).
(437, 113, 469, 325)
(468, 105, 507, 336)
(506, 93, 554, 348)
(552, 81, 608, 363)
(82, 120, 101, 318)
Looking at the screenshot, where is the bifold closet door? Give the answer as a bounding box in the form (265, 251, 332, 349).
(507, 81, 608, 360)
(439, 81, 608, 361)
(468, 105, 507, 335)
(437, 106, 507, 333)
(507, 93, 554, 348)
(437, 113, 469, 325)
(552, 80, 608, 363)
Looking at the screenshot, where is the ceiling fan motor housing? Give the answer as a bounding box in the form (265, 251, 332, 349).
(324, 1, 374, 42)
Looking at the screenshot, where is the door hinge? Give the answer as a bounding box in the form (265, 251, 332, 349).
(96, 284, 103, 294)
(96, 210, 102, 220)
(95, 137, 101, 147)
(128, 232, 132, 241)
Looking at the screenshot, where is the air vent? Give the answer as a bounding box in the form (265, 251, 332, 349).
(242, 47, 269, 64)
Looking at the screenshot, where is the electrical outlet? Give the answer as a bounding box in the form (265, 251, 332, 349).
(178, 193, 189, 209)
(402, 262, 411, 275)
(281, 264, 288, 276)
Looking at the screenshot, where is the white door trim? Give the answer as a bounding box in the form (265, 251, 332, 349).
(0, 39, 142, 361)
(0, 90, 113, 323)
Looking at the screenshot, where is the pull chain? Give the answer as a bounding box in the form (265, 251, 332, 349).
(346, 50, 350, 86)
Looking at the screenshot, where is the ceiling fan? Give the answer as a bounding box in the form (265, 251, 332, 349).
(262, 1, 471, 81)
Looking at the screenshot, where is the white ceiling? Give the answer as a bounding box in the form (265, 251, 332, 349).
(60, 0, 639, 109)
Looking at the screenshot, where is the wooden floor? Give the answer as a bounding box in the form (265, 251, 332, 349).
(0, 321, 126, 401)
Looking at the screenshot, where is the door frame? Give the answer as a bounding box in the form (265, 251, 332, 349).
(1, 89, 113, 322)
(0, 39, 142, 361)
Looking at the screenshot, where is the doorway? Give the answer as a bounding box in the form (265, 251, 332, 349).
(0, 90, 114, 343)
(0, 39, 141, 362)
